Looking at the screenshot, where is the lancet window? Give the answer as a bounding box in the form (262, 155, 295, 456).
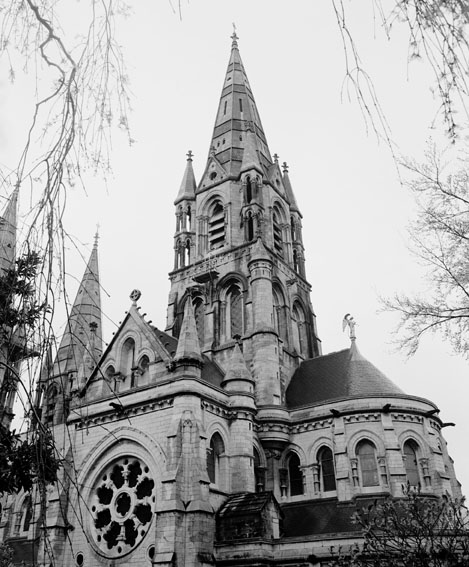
(356, 440, 379, 487)
(317, 446, 336, 492)
(207, 433, 225, 485)
(403, 440, 420, 487)
(287, 452, 304, 496)
(272, 206, 283, 256)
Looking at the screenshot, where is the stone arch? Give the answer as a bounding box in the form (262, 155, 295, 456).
(291, 300, 309, 357)
(217, 275, 248, 341)
(206, 431, 228, 489)
(272, 281, 289, 345)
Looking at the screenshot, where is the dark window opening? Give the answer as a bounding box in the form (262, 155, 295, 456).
(246, 177, 252, 203)
(223, 100, 227, 115)
(318, 447, 336, 492)
(246, 214, 254, 241)
(239, 98, 243, 112)
(288, 453, 304, 496)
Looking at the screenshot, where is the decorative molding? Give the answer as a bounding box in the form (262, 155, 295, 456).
(75, 397, 174, 430)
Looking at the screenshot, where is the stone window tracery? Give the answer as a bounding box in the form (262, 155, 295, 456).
(317, 446, 336, 492)
(356, 440, 379, 487)
(90, 457, 155, 558)
(403, 440, 420, 486)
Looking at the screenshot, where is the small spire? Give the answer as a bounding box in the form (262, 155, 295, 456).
(53, 234, 103, 376)
(282, 161, 300, 212)
(174, 299, 203, 365)
(221, 342, 253, 389)
(0, 186, 19, 273)
(174, 151, 197, 204)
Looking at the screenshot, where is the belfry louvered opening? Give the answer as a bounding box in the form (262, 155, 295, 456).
(209, 201, 225, 249)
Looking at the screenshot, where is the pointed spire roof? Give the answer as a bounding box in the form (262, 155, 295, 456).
(54, 234, 103, 374)
(206, 32, 272, 178)
(221, 343, 253, 389)
(174, 299, 203, 364)
(0, 187, 18, 273)
(282, 162, 300, 213)
(175, 151, 197, 204)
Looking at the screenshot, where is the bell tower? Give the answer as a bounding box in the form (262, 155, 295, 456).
(166, 33, 321, 406)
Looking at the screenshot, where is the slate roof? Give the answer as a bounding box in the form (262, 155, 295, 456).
(153, 326, 224, 387)
(152, 327, 178, 357)
(217, 492, 283, 518)
(286, 341, 404, 409)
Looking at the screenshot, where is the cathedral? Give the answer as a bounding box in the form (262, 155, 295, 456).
(0, 34, 462, 567)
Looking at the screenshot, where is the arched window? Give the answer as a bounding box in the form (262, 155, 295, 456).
(186, 206, 192, 231)
(207, 433, 225, 485)
(227, 284, 243, 338)
(273, 286, 288, 345)
(184, 239, 191, 266)
(194, 298, 205, 346)
(253, 447, 265, 493)
(403, 440, 420, 486)
(290, 217, 297, 241)
(292, 302, 308, 357)
(246, 176, 253, 203)
(122, 338, 135, 379)
(357, 440, 379, 487)
(272, 207, 283, 256)
(293, 249, 299, 273)
(287, 452, 304, 496)
(209, 201, 225, 249)
(176, 206, 183, 232)
(45, 384, 58, 425)
(105, 364, 115, 381)
(318, 446, 336, 492)
(246, 211, 254, 241)
(135, 355, 150, 388)
(21, 497, 32, 533)
(174, 239, 181, 270)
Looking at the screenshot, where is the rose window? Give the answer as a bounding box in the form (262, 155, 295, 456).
(90, 457, 155, 558)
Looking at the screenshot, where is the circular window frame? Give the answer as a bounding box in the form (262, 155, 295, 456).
(88, 456, 155, 559)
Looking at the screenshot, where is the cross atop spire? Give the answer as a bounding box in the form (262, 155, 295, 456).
(282, 161, 289, 173)
(231, 23, 238, 48)
(186, 149, 193, 161)
(94, 225, 100, 248)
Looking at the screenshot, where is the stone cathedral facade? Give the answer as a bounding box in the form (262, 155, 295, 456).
(0, 35, 462, 567)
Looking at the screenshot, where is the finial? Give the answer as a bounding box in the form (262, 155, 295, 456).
(210, 145, 216, 156)
(282, 161, 289, 173)
(231, 23, 239, 47)
(186, 150, 193, 162)
(273, 153, 279, 163)
(130, 289, 141, 305)
(93, 224, 100, 248)
(342, 313, 357, 342)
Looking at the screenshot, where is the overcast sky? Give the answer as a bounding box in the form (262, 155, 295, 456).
(2, 2, 468, 496)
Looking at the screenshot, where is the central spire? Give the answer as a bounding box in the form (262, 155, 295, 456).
(207, 32, 272, 178)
